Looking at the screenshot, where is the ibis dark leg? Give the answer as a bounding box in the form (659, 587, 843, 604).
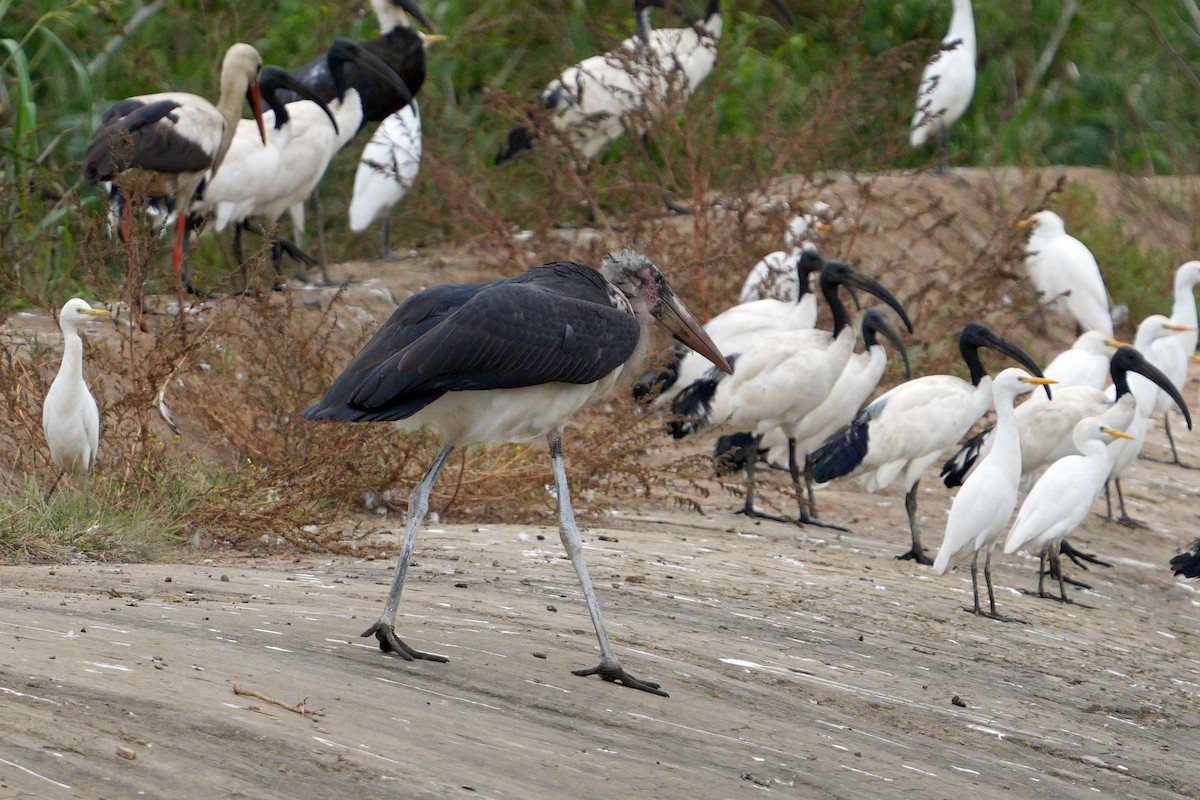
(896, 481, 933, 565)
(982, 549, 1021, 622)
(735, 435, 788, 523)
(964, 550, 982, 615)
(380, 217, 398, 262)
(936, 128, 950, 174)
(361, 443, 454, 663)
(787, 438, 848, 531)
(1164, 414, 1187, 466)
(1113, 478, 1144, 528)
(548, 429, 667, 696)
(1037, 548, 1048, 598)
(1052, 542, 1071, 603)
(312, 189, 330, 279)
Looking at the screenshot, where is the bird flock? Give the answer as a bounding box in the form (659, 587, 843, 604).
(30, 0, 1200, 699)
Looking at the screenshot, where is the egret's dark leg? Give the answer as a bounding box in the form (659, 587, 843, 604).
(361, 443, 454, 663)
(1058, 539, 1111, 569)
(547, 429, 667, 696)
(963, 550, 982, 615)
(640, 133, 692, 216)
(735, 434, 788, 523)
(44, 469, 65, 503)
(896, 481, 933, 565)
(1163, 414, 1187, 466)
(1052, 542, 1071, 603)
(787, 438, 848, 531)
(1114, 479, 1144, 528)
(936, 128, 950, 175)
(380, 217, 398, 262)
(804, 462, 817, 514)
(1104, 480, 1113, 519)
(982, 549, 1022, 622)
(1037, 548, 1048, 598)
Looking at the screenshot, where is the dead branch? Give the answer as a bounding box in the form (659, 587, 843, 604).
(232, 683, 325, 718)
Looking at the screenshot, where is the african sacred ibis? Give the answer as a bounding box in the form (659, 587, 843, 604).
(910, 0, 975, 171)
(1019, 210, 1115, 336)
(302, 249, 730, 696)
(670, 262, 912, 522)
(809, 322, 1047, 565)
(42, 299, 113, 500)
(634, 248, 827, 404)
(81, 43, 267, 292)
(931, 368, 1056, 621)
(1003, 417, 1134, 603)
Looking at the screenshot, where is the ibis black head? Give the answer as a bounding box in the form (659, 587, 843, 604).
(819, 261, 913, 334)
(327, 38, 414, 106)
(861, 307, 911, 379)
(496, 125, 538, 165)
(601, 249, 732, 376)
(958, 322, 1050, 398)
(258, 66, 339, 135)
(793, 249, 824, 299)
(1110, 346, 1192, 430)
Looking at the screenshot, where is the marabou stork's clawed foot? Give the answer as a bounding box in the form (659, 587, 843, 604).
(572, 661, 668, 697)
(1057, 540, 1112, 570)
(896, 546, 933, 566)
(361, 621, 449, 663)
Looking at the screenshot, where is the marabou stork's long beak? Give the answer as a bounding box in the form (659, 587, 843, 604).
(1116, 346, 1193, 430)
(656, 288, 733, 375)
(837, 266, 914, 334)
(270, 67, 341, 135)
(246, 79, 267, 145)
(866, 310, 911, 379)
(397, 0, 438, 32)
(980, 328, 1052, 399)
(329, 38, 415, 106)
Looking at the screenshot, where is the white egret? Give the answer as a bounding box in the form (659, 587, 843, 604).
(810, 322, 1047, 565)
(303, 250, 730, 696)
(42, 299, 113, 499)
(1043, 330, 1124, 391)
(910, 0, 975, 171)
(1146, 260, 1200, 463)
(1018, 210, 1114, 336)
(739, 206, 834, 302)
(1004, 417, 1133, 603)
(931, 369, 1056, 621)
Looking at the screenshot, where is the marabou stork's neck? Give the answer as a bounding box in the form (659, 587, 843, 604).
(960, 341, 989, 386)
(819, 271, 852, 340)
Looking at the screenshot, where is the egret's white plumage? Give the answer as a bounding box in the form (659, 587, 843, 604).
(1146, 261, 1200, 461)
(1021, 210, 1114, 336)
(931, 369, 1055, 619)
(910, 0, 976, 153)
(1042, 330, 1123, 391)
(1003, 417, 1132, 601)
(348, 100, 422, 259)
(739, 205, 834, 302)
(43, 299, 112, 491)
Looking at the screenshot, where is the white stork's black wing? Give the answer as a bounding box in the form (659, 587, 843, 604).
(303, 262, 639, 422)
(82, 100, 215, 183)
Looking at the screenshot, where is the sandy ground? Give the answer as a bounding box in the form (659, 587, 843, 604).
(3, 405, 1199, 799)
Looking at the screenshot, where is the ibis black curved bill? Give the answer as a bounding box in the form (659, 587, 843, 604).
(1113, 346, 1192, 430)
(832, 263, 913, 334)
(962, 322, 1051, 400)
(862, 307, 911, 379)
(329, 38, 415, 106)
(260, 65, 340, 135)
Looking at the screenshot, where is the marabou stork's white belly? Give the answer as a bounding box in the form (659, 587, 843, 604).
(394, 371, 623, 445)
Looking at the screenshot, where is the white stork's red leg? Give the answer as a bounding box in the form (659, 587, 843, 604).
(548, 428, 667, 696)
(361, 443, 453, 663)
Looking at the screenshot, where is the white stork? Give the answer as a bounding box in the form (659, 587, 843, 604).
(42, 299, 113, 500)
(1145, 260, 1200, 463)
(82, 43, 267, 292)
(634, 249, 827, 404)
(909, 0, 975, 171)
(669, 262, 912, 522)
(1105, 315, 1195, 526)
(1019, 210, 1115, 336)
(1003, 417, 1134, 603)
(810, 322, 1047, 565)
(931, 368, 1056, 621)
(302, 249, 731, 696)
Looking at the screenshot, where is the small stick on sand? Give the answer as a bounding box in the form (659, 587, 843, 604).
(232, 683, 325, 718)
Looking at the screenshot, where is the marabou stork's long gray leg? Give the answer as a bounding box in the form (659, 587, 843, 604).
(786, 438, 848, 531)
(640, 133, 692, 216)
(735, 435, 789, 523)
(547, 429, 667, 696)
(896, 481, 933, 565)
(361, 443, 454, 663)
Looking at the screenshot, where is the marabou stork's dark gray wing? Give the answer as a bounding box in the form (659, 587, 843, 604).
(302, 262, 639, 422)
(82, 100, 214, 182)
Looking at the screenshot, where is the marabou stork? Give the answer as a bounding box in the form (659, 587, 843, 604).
(670, 262, 913, 523)
(81, 43, 267, 291)
(42, 299, 113, 500)
(909, 0, 975, 171)
(809, 322, 1047, 565)
(1104, 315, 1195, 526)
(206, 40, 417, 284)
(302, 249, 730, 696)
(1171, 540, 1200, 579)
(930, 368, 1056, 621)
(719, 307, 911, 524)
(1019, 211, 1115, 336)
(496, 0, 791, 214)
(1003, 417, 1134, 603)
(634, 248, 826, 404)
(1144, 260, 1200, 464)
